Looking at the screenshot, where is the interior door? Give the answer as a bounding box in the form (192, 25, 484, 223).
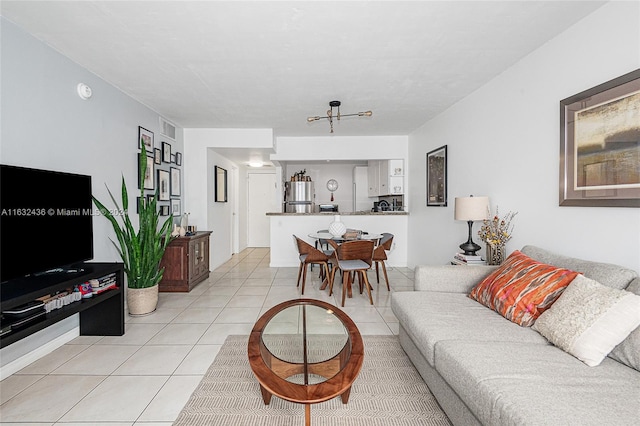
(247, 172, 277, 247)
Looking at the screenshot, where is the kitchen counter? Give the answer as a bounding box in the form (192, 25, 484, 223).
(266, 211, 408, 216)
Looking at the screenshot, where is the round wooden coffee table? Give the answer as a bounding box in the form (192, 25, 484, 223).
(248, 299, 364, 426)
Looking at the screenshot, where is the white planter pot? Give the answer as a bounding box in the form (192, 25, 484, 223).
(127, 284, 159, 316)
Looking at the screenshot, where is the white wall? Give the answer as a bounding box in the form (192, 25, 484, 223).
(274, 135, 408, 161)
(407, 2, 640, 272)
(206, 150, 236, 268)
(183, 128, 274, 227)
(183, 128, 274, 269)
(0, 18, 184, 370)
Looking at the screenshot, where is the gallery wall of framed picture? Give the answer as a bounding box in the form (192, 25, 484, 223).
(138, 124, 183, 218)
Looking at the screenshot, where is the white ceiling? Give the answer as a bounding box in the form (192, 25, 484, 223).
(2, 1, 605, 161)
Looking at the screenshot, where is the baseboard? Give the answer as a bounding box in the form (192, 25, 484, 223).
(0, 327, 79, 380)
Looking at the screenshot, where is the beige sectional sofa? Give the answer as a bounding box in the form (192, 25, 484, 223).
(391, 245, 640, 426)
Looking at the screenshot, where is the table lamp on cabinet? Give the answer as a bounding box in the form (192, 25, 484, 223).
(454, 196, 489, 256)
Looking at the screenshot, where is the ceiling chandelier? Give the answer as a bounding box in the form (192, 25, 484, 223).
(307, 101, 372, 133)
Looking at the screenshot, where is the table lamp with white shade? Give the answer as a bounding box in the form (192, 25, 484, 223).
(454, 196, 490, 256)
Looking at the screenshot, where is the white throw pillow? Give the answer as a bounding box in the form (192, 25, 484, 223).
(532, 274, 640, 367)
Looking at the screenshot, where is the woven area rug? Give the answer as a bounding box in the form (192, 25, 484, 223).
(174, 335, 451, 426)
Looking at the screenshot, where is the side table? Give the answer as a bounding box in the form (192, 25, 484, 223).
(158, 231, 212, 292)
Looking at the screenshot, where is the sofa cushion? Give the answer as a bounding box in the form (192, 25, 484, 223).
(390, 291, 547, 366)
(434, 340, 640, 426)
(522, 245, 638, 290)
(533, 274, 640, 366)
(469, 250, 579, 326)
(610, 277, 640, 371)
(413, 264, 498, 293)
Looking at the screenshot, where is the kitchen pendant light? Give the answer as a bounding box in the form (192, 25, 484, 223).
(307, 101, 372, 133)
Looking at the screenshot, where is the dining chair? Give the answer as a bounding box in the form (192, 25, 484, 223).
(315, 229, 331, 251)
(293, 235, 332, 295)
(328, 239, 375, 307)
(373, 233, 394, 291)
(311, 229, 333, 272)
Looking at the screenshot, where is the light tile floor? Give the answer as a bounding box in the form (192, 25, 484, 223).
(0, 248, 413, 425)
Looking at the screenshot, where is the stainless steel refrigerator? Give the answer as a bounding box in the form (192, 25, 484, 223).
(284, 181, 315, 213)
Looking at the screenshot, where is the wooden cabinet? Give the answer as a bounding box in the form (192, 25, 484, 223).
(159, 231, 212, 292)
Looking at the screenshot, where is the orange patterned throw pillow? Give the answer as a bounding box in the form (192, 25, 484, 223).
(469, 250, 579, 326)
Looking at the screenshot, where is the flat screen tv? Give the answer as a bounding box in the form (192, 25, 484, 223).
(1, 164, 94, 282)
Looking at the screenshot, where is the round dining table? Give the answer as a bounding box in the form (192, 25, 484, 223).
(307, 232, 383, 242)
(307, 232, 382, 294)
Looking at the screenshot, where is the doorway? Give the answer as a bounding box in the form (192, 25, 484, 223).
(247, 172, 278, 247)
(231, 166, 239, 254)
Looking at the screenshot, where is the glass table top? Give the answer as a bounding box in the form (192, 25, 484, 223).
(261, 303, 350, 384)
(308, 232, 383, 241)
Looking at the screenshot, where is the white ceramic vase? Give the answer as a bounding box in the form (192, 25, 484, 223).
(328, 215, 347, 237)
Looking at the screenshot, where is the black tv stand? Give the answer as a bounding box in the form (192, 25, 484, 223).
(33, 266, 86, 277)
(0, 262, 125, 349)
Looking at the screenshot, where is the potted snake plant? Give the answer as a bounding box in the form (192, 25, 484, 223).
(93, 152, 173, 315)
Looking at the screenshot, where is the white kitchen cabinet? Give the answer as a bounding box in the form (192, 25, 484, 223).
(367, 161, 380, 197)
(368, 160, 404, 196)
(388, 159, 404, 195)
(378, 161, 389, 195)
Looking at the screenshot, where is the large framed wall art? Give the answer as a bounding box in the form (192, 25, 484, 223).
(426, 145, 448, 207)
(560, 69, 640, 207)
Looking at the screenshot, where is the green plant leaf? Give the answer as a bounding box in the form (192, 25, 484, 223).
(92, 151, 175, 289)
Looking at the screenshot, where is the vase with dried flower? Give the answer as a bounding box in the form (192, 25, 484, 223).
(478, 207, 517, 265)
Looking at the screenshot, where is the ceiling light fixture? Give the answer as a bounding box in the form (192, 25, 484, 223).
(307, 100, 372, 133)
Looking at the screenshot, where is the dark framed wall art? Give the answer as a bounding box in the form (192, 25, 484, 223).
(139, 126, 153, 152)
(171, 198, 181, 216)
(560, 69, 640, 207)
(138, 153, 154, 190)
(162, 141, 172, 163)
(158, 169, 170, 201)
(170, 167, 181, 196)
(426, 145, 448, 207)
(215, 165, 228, 203)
